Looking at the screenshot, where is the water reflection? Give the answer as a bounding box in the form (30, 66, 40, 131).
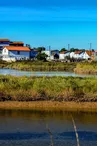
(0, 110, 97, 145)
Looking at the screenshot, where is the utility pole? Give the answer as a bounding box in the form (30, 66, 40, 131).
(68, 44, 70, 51)
(49, 45, 51, 51)
(49, 46, 51, 60)
(90, 43, 92, 51)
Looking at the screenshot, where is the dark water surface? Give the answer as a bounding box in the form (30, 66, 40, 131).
(0, 110, 97, 146)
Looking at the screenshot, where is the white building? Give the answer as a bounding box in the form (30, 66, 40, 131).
(83, 51, 92, 60)
(70, 51, 84, 59)
(73, 51, 84, 59)
(70, 52, 75, 58)
(2, 46, 30, 62)
(42, 50, 51, 60)
(70, 50, 92, 60)
(59, 51, 70, 60)
(42, 50, 59, 60)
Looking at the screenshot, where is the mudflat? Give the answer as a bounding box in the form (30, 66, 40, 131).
(0, 101, 97, 112)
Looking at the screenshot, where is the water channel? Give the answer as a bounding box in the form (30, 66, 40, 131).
(0, 68, 96, 77)
(0, 110, 97, 146)
(0, 69, 97, 146)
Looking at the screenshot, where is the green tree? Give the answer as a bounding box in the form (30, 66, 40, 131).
(36, 47, 46, 52)
(70, 48, 79, 52)
(60, 48, 67, 52)
(36, 53, 48, 61)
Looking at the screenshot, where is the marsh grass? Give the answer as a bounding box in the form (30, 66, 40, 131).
(0, 60, 76, 71)
(74, 61, 97, 74)
(0, 75, 97, 102)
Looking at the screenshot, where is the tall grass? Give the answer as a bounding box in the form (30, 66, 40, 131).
(0, 60, 76, 71)
(74, 61, 97, 74)
(0, 75, 97, 101)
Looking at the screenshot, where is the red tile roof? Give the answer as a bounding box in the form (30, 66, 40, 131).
(85, 50, 92, 56)
(4, 46, 30, 51)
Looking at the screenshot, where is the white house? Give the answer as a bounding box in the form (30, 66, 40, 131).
(42, 50, 51, 60)
(69, 50, 92, 60)
(0, 39, 10, 54)
(70, 51, 85, 59)
(42, 50, 59, 60)
(59, 51, 70, 60)
(70, 52, 75, 58)
(73, 51, 84, 59)
(2, 46, 30, 62)
(83, 51, 92, 60)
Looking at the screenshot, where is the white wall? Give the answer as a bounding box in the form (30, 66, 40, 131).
(42, 51, 51, 60)
(70, 52, 85, 59)
(2, 48, 9, 55)
(59, 52, 70, 60)
(83, 52, 90, 60)
(70, 52, 75, 58)
(2, 56, 16, 62)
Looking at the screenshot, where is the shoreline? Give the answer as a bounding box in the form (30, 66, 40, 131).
(0, 61, 76, 72)
(1, 101, 97, 112)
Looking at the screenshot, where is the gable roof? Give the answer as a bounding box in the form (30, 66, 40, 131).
(4, 46, 30, 52)
(0, 39, 10, 42)
(85, 50, 92, 56)
(75, 51, 83, 54)
(60, 51, 70, 54)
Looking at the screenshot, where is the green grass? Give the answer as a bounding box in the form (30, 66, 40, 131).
(0, 75, 97, 101)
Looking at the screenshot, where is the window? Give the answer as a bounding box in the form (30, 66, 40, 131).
(17, 51, 20, 55)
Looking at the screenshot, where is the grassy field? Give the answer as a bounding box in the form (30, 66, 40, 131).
(0, 60, 76, 71)
(0, 75, 97, 102)
(74, 61, 97, 74)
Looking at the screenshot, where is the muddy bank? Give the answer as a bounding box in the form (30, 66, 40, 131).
(0, 101, 97, 112)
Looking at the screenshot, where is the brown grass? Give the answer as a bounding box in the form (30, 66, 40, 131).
(0, 101, 97, 112)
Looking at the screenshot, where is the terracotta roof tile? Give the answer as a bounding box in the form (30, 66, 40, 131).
(85, 50, 92, 56)
(4, 46, 30, 51)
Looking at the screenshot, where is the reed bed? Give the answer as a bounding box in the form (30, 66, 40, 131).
(0, 60, 76, 71)
(74, 61, 97, 74)
(0, 75, 97, 102)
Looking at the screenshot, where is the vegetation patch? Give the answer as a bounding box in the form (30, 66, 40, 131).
(74, 61, 97, 74)
(0, 75, 97, 102)
(0, 60, 76, 71)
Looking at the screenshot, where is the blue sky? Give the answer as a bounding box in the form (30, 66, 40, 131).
(0, 0, 97, 50)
